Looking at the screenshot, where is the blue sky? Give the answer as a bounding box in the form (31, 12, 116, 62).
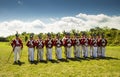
(0, 0, 120, 37)
(0, 0, 120, 21)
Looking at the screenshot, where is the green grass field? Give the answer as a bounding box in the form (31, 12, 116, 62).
(0, 42, 120, 77)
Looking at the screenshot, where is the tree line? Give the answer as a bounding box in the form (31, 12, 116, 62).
(1, 27, 120, 46)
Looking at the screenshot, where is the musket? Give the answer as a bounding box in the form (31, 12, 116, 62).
(7, 46, 15, 63)
(64, 47, 67, 60)
(74, 47, 77, 58)
(37, 49, 39, 62)
(28, 51, 30, 62)
(46, 49, 48, 61)
(20, 46, 23, 59)
(55, 47, 58, 60)
(56, 53, 58, 60)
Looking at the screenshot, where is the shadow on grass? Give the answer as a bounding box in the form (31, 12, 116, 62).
(67, 58, 82, 62)
(58, 58, 69, 62)
(83, 56, 120, 61)
(29, 60, 48, 65)
(13, 61, 25, 66)
(100, 56, 120, 60)
(49, 59, 60, 63)
(12, 56, 120, 65)
(39, 60, 48, 64)
(59, 56, 120, 62)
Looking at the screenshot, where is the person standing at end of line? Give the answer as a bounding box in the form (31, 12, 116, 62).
(11, 32, 23, 64)
(100, 33, 107, 58)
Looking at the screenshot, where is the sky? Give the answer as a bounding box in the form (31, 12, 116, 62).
(0, 0, 120, 37)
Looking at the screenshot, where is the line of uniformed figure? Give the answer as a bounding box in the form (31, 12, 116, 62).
(11, 32, 107, 64)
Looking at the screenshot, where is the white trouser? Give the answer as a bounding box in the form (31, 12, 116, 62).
(97, 46, 102, 57)
(74, 46, 81, 58)
(28, 48, 34, 61)
(14, 46, 21, 61)
(84, 46, 88, 57)
(37, 48, 44, 60)
(56, 47, 62, 59)
(82, 46, 88, 57)
(93, 47, 97, 58)
(81, 45, 84, 57)
(101, 47, 105, 57)
(66, 47, 72, 58)
(47, 48, 52, 60)
(90, 46, 93, 57)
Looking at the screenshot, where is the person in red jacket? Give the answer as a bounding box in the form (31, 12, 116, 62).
(26, 34, 36, 63)
(54, 33, 63, 60)
(62, 32, 67, 59)
(92, 33, 98, 58)
(97, 33, 102, 57)
(73, 33, 81, 58)
(36, 34, 44, 61)
(100, 33, 107, 58)
(11, 32, 23, 64)
(64, 32, 73, 59)
(45, 33, 54, 61)
(81, 33, 89, 58)
(89, 34, 93, 57)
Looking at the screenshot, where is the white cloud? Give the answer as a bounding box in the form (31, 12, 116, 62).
(0, 13, 120, 37)
(17, 0, 23, 5)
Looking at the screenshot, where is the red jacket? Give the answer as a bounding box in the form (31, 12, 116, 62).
(89, 38, 93, 46)
(11, 38, 23, 48)
(45, 38, 54, 48)
(92, 38, 98, 47)
(62, 36, 67, 46)
(26, 40, 36, 48)
(54, 38, 63, 47)
(81, 37, 89, 46)
(73, 38, 81, 46)
(97, 38, 101, 47)
(36, 39, 44, 49)
(100, 38, 107, 47)
(64, 38, 73, 47)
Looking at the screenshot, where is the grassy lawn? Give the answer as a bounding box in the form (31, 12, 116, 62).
(0, 42, 120, 77)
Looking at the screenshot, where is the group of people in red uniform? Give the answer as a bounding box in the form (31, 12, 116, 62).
(11, 32, 107, 64)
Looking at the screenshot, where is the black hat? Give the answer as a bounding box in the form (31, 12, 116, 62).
(47, 33, 51, 36)
(90, 33, 93, 36)
(38, 34, 42, 38)
(30, 33, 34, 38)
(97, 33, 100, 36)
(82, 32, 85, 36)
(93, 33, 97, 36)
(66, 32, 70, 35)
(15, 33, 19, 37)
(63, 31, 66, 35)
(102, 33, 104, 37)
(15, 31, 19, 37)
(74, 33, 77, 36)
(74, 33, 79, 36)
(56, 33, 60, 36)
